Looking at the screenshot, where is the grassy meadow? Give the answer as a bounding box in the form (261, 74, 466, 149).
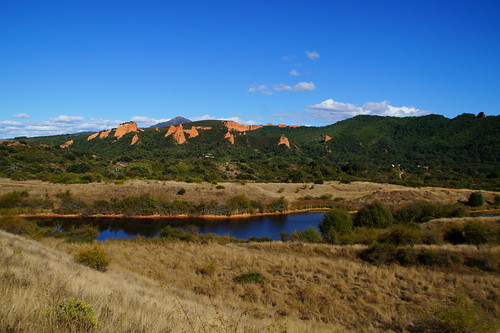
(1, 178, 499, 332)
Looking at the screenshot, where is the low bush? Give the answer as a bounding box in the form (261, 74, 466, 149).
(467, 192, 483, 207)
(0, 217, 37, 235)
(413, 294, 498, 332)
(233, 272, 264, 284)
(382, 224, 422, 246)
(319, 208, 352, 238)
(355, 201, 394, 228)
(75, 246, 110, 271)
(291, 227, 322, 243)
(46, 297, 99, 331)
(65, 225, 98, 243)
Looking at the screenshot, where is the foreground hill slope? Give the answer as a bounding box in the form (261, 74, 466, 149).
(1, 227, 499, 332)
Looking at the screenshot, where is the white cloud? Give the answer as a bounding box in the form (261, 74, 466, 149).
(130, 116, 170, 127)
(289, 69, 300, 76)
(0, 120, 23, 126)
(13, 113, 30, 118)
(305, 50, 320, 60)
(48, 115, 85, 123)
(273, 81, 316, 92)
(191, 115, 257, 125)
(247, 84, 272, 95)
(307, 99, 431, 122)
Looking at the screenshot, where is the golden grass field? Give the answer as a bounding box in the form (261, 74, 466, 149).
(0, 178, 498, 210)
(1, 225, 499, 332)
(1, 178, 499, 331)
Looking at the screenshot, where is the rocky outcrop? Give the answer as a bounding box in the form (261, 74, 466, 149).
(114, 122, 139, 139)
(172, 126, 186, 144)
(476, 112, 486, 119)
(99, 130, 112, 139)
(184, 126, 199, 138)
(322, 135, 332, 142)
(164, 124, 211, 143)
(223, 121, 263, 132)
(59, 140, 73, 148)
(131, 134, 139, 145)
(278, 135, 290, 148)
(224, 131, 235, 144)
(87, 132, 99, 140)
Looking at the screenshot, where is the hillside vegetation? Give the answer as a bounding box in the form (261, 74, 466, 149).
(1, 114, 498, 190)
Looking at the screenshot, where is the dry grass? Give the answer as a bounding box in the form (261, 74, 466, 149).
(23, 234, 497, 332)
(1, 178, 496, 210)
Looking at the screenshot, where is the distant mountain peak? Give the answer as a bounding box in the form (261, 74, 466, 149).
(151, 116, 191, 128)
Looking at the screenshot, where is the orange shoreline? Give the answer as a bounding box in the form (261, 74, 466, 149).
(16, 208, 334, 220)
(13, 208, 500, 220)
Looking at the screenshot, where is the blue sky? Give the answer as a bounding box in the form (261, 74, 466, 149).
(1, 0, 499, 138)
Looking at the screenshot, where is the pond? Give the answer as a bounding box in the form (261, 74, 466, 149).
(35, 212, 326, 241)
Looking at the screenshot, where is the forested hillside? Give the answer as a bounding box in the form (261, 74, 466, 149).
(1, 114, 498, 190)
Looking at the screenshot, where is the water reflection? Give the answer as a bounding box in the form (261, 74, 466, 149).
(34, 213, 325, 241)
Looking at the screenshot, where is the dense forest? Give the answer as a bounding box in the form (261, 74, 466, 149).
(1, 113, 498, 190)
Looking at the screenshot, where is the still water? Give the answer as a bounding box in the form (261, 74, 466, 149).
(36, 213, 326, 241)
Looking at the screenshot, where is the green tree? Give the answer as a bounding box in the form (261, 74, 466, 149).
(355, 201, 394, 228)
(467, 192, 483, 207)
(318, 208, 352, 236)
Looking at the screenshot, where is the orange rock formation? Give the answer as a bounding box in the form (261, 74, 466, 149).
(184, 126, 199, 138)
(99, 129, 111, 139)
(131, 134, 139, 145)
(223, 121, 262, 132)
(87, 132, 99, 140)
(278, 135, 290, 148)
(224, 131, 235, 144)
(114, 122, 139, 139)
(59, 140, 73, 148)
(323, 135, 332, 142)
(172, 126, 186, 144)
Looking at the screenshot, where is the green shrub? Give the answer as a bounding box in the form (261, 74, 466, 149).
(444, 224, 466, 245)
(233, 272, 264, 284)
(197, 262, 217, 276)
(467, 192, 483, 207)
(0, 191, 29, 208)
(383, 224, 421, 246)
(355, 201, 394, 228)
(0, 217, 37, 235)
(291, 227, 322, 243)
(319, 208, 352, 237)
(159, 226, 198, 242)
(75, 246, 110, 271)
(46, 297, 98, 330)
(66, 225, 98, 243)
(319, 193, 332, 200)
(414, 294, 498, 332)
(266, 196, 289, 212)
(359, 243, 399, 265)
(463, 220, 491, 245)
(177, 188, 186, 195)
(215, 185, 225, 189)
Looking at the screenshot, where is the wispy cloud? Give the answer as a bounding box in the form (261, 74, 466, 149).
(281, 55, 296, 61)
(305, 50, 320, 60)
(247, 84, 272, 95)
(48, 115, 85, 123)
(273, 81, 316, 92)
(192, 115, 257, 125)
(13, 113, 30, 119)
(130, 116, 170, 127)
(307, 99, 431, 122)
(0, 115, 124, 139)
(289, 69, 300, 76)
